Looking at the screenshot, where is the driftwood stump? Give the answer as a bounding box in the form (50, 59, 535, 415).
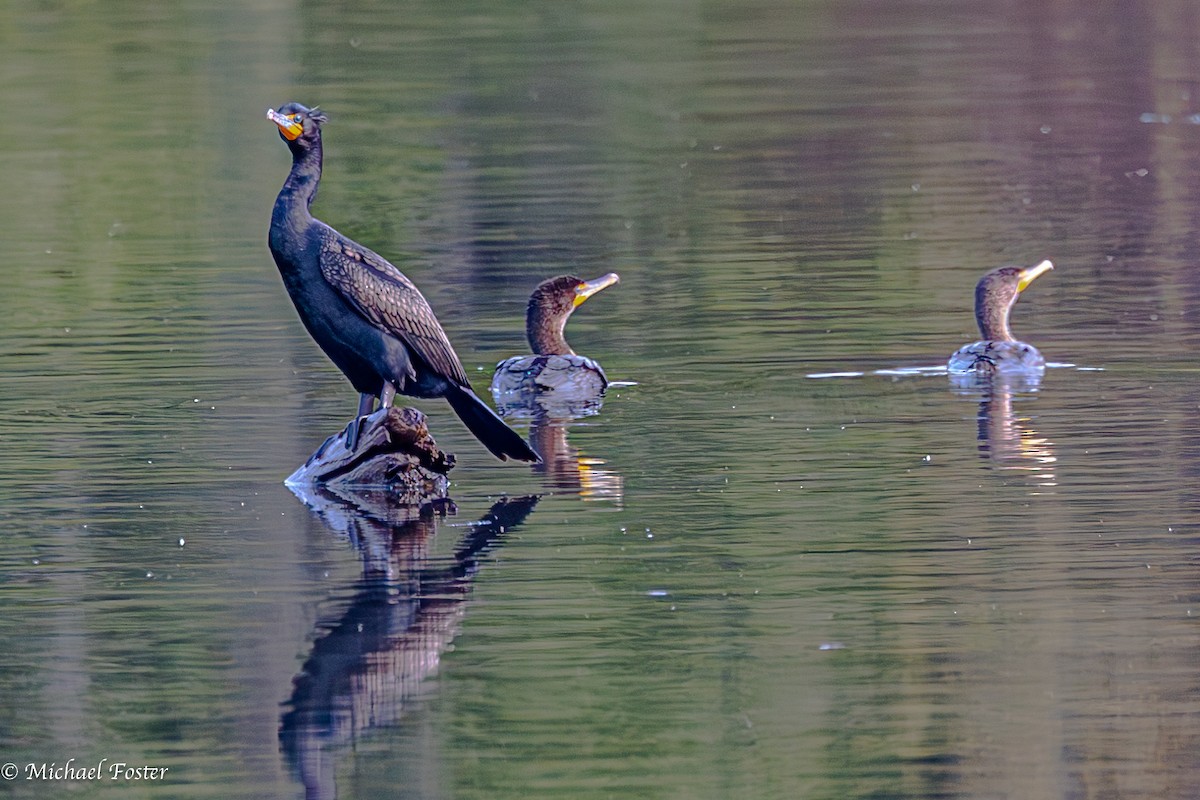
(285, 407, 454, 499)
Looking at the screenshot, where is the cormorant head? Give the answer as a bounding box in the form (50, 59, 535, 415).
(531, 273, 620, 320)
(526, 273, 620, 354)
(975, 260, 1053, 339)
(267, 103, 328, 153)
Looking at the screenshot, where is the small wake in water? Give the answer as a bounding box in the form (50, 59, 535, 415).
(805, 362, 1099, 380)
(805, 364, 946, 380)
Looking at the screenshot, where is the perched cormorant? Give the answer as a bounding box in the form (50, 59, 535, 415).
(947, 260, 1054, 375)
(490, 273, 620, 403)
(267, 103, 538, 461)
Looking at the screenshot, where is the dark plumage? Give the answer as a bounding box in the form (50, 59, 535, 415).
(267, 103, 537, 461)
(491, 273, 619, 405)
(947, 260, 1053, 375)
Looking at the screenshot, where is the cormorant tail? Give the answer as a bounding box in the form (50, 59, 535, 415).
(445, 385, 540, 462)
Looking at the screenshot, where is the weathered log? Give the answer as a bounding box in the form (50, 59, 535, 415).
(285, 406, 454, 498)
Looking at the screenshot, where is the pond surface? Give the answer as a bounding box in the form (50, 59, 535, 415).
(3, 1, 1200, 798)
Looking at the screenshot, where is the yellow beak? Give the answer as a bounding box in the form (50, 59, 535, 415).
(1017, 259, 1053, 293)
(573, 272, 621, 307)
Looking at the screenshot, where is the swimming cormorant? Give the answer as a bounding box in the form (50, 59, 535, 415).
(491, 273, 619, 402)
(947, 260, 1053, 375)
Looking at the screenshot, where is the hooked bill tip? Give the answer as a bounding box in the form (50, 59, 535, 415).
(1017, 259, 1054, 292)
(574, 272, 621, 305)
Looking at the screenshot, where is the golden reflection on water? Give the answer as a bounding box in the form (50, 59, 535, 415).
(957, 376, 1058, 490)
(528, 415, 624, 505)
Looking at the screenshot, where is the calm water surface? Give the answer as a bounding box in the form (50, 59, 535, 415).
(3, 1, 1200, 798)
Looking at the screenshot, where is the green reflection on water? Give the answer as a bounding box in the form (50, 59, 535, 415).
(2, 0, 1200, 798)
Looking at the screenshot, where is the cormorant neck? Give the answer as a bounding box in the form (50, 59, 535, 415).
(277, 139, 323, 217)
(976, 286, 1015, 341)
(270, 139, 322, 259)
(526, 303, 574, 355)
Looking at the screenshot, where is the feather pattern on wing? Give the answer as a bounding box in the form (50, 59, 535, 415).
(316, 226, 471, 386)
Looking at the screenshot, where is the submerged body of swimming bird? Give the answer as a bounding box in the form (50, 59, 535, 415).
(947, 260, 1054, 376)
(266, 103, 537, 461)
(490, 273, 620, 413)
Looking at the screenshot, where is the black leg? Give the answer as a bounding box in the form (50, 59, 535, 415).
(344, 392, 377, 451)
(356, 392, 376, 417)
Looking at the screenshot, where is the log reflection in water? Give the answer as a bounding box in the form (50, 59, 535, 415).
(279, 490, 539, 799)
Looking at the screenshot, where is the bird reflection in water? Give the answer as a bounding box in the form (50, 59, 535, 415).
(527, 411, 624, 504)
(951, 371, 1057, 488)
(494, 390, 624, 505)
(279, 488, 539, 800)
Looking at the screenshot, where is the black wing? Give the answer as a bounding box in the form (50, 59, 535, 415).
(317, 226, 471, 387)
